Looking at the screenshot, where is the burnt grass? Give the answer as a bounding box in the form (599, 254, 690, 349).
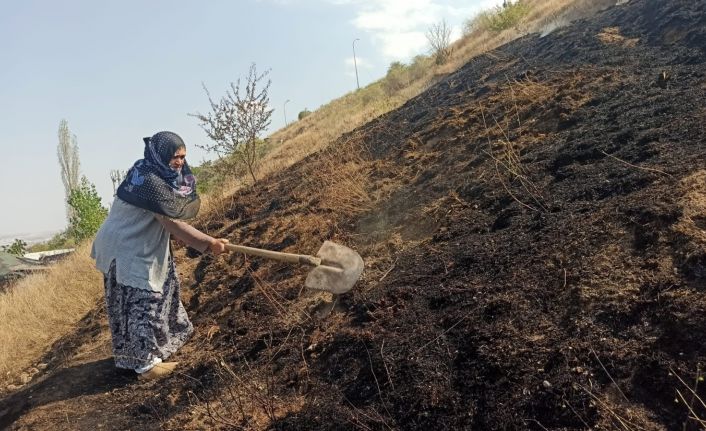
(4, 0, 706, 429)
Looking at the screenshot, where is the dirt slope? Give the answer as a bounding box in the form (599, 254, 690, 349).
(3, 0, 706, 429)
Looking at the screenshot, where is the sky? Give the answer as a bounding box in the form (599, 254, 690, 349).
(0, 0, 503, 242)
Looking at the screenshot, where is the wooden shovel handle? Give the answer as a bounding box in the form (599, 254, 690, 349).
(225, 244, 321, 266)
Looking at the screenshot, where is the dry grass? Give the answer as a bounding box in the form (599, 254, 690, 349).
(675, 170, 706, 243)
(477, 76, 559, 212)
(301, 139, 376, 217)
(193, 176, 243, 225)
(163, 353, 308, 430)
(262, 87, 409, 179)
(597, 27, 640, 47)
(477, 67, 617, 212)
(0, 242, 103, 386)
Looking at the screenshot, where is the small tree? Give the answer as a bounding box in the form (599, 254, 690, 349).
(2, 239, 28, 256)
(191, 63, 274, 184)
(298, 109, 311, 120)
(384, 61, 409, 94)
(67, 176, 108, 243)
(426, 20, 453, 65)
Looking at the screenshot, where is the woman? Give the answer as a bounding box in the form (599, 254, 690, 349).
(92, 131, 228, 380)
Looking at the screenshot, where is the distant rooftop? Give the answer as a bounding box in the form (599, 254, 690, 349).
(23, 248, 75, 261)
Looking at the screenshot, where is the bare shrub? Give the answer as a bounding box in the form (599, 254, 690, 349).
(426, 20, 453, 65)
(191, 63, 273, 184)
(109, 169, 126, 194)
(479, 77, 556, 212)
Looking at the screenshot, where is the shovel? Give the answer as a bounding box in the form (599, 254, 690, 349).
(225, 241, 364, 294)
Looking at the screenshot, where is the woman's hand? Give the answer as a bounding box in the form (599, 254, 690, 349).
(209, 238, 230, 255)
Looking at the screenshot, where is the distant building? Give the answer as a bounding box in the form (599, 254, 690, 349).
(23, 248, 75, 264)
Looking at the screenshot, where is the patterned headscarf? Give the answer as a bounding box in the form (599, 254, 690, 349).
(116, 131, 200, 219)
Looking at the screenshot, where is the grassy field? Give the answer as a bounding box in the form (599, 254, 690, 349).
(0, 243, 102, 382)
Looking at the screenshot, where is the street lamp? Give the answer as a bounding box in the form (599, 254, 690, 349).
(353, 38, 360, 90)
(284, 99, 290, 126)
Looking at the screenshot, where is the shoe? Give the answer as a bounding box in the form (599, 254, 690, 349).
(137, 362, 179, 381)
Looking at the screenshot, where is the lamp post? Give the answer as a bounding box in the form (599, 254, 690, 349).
(284, 99, 290, 126)
(353, 38, 360, 90)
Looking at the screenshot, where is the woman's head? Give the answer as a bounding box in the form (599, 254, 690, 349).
(143, 131, 187, 172)
(117, 130, 199, 219)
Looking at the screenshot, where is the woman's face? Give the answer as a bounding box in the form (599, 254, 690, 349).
(169, 147, 186, 171)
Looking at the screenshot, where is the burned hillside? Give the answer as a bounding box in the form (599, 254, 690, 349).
(2, 0, 706, 429)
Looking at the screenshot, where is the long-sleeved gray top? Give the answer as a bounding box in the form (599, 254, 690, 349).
(91, 198, 214, 292)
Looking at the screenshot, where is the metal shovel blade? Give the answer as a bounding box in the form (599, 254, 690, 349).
(305, 241, 364, 294)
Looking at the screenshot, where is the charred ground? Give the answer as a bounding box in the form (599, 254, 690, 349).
(2, 0, 706, 429)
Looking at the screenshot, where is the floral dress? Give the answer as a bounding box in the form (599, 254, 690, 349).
(103, 257, 193, 370)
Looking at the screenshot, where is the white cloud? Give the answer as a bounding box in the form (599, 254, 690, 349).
(375, 31, 428, 60)
(325, 0, 504, 62)
(256, 0, 295, 4)
(259, 0, 505, 64)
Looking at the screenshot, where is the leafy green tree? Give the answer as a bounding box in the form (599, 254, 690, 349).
(67, 176, 108, 243)
(1, 239, 28, 256)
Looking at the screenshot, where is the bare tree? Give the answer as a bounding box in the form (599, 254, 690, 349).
(110, 169, 127, 195)
(191, 64, 273, 184)
(57, 119, 81, 221)
(426, 20, 453, 65)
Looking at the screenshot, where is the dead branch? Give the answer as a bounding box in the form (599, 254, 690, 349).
(600, 150, 674, 179)
(379, 258, 398, 282)
(591, 349, 630, 403)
